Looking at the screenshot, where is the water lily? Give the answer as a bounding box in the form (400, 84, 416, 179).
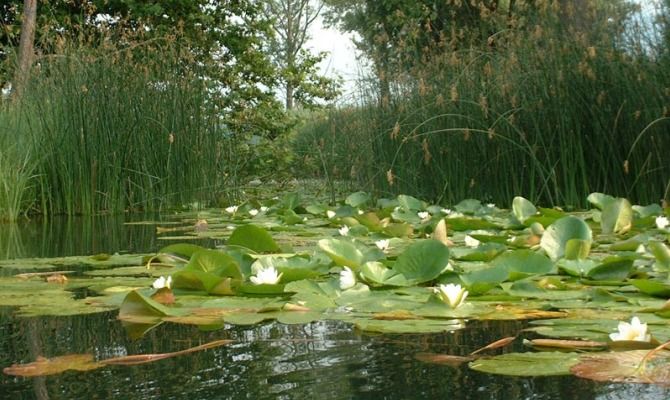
(326, 210, 336, 219)
(339, 266, 356, 290)
(225, 205, 238, 214)
(418, 211, 430, 220)
(464, 235, 480, 247)
(152, 275, 172, 290)
(375, 239, 390, 251)
(487, 203, 496, 208)
(609, 316, 651, 342)
(339, 225, 350, 236)
(434, 283, 468, 309)
(260, 206, 269, 213)
(249, 209, 259, 217)
(656, 216, 669, 230)
(441, 208, 453, 215)
(250, 266, 283, 285)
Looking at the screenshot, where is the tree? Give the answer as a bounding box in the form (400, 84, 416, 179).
(1, 0, 292, 137)
(12, 0, 36, 99)
(263, 0, 340, 109)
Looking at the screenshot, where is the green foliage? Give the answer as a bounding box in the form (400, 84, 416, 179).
(297, 2, 670, 207)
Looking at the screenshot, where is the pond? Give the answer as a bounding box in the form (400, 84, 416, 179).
(1, 193, 670, 399)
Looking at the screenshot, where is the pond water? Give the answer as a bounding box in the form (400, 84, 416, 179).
(1, 216, 670, 399)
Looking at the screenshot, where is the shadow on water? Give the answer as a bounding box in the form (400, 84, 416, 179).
(1, 310, 670, 400)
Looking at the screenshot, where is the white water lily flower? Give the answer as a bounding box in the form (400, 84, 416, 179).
(464, 235, 480, 247)
(250, 266, 283, 285)
(225, 205, 238, 214)
(357, 209, 365, 215)
(249, 209, 259, 217)
(339, 266, 356, 290)
(326, 210, 336, 219)
(260, 206, 269, 213)
(418, 211, 430, 220)
(656, 216, 669, 230)
(375, 239, 390, 251)
(152, 276, 172, 290)
(609, 316, 651, 342)
(339, 226, 350, 236)
(487, 203, 496, 208)
(434, 283, 468, 309)
(441, 208, 453, 215)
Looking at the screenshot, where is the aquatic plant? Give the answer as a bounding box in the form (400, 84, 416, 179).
(1, 191, 670, 384)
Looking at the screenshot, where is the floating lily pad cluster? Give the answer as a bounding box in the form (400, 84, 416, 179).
(1, 191, 670, 383)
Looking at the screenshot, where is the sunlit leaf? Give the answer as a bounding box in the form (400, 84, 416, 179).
(318, 238, 381, 268)
(540, 216, 592, 261)
(601, 198, 633, 235)
(512, 196, 537, 224)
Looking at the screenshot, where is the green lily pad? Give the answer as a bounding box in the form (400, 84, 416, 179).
(541, 216, 592, 261)
(587, 192, 616, 210)
(346, 191, 371, 208)
(392, 240, 450, 284)
(512, 196, 538, 224)
(228, 224, 280, 253)
(586, 258, 634, 281)
(631, 279, 670, 298)
(601, 198, 633, 235)
(491, 250, 554, 280)
(359, 261, 410, 287)
(318, 238, 381, 269)
(649, 242, 670, 271)
(469, 352, 581, 376)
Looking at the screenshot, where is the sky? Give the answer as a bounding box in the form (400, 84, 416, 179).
(306, 15, 362, 99)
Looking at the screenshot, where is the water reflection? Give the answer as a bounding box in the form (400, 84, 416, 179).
(2, 311, 669, 400)
(0, 214, 213, 259)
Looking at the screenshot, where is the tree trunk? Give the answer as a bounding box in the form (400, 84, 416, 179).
(285, 82, 294, 110)
(13, 0, 38, 99)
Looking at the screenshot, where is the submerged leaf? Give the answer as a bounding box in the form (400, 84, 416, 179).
(571, 349, 670, 385)
(3, 354, 103, 377)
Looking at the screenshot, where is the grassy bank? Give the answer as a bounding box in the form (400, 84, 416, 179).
(294, 4, 670, 208)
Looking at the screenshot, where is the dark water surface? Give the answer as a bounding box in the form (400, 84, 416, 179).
(1, 217, 670, 399)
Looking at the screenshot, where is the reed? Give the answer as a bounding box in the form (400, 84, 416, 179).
(9, 40, 253, 215)
(295, 3, 670, 207)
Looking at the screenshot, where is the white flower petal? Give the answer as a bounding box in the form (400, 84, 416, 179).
(339, 267, 356, 290)
(464, 235, 480, 248)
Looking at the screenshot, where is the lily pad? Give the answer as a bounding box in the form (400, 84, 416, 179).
(540, 216, 592, 261)
(469, 352, 581, 376)
(228, 224, 280, 253)
(392, 240, 450, 284)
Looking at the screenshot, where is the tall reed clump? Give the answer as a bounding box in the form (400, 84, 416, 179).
(0, 107, 38, 221)
(15, 39, 251, 215)
(296, 2, 670, 207)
